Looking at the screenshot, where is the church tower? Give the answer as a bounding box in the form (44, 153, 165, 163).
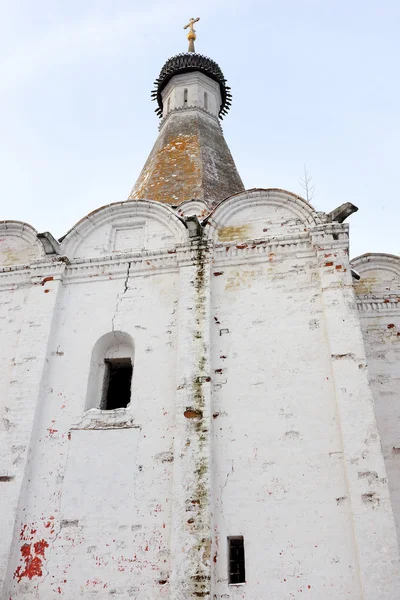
(0, 19, 400, 600)
(129, 21, 244, 207)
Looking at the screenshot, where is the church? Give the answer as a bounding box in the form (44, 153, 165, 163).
(0, 19, 399, 600)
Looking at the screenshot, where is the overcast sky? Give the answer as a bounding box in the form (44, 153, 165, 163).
(1, 0, 399, 259)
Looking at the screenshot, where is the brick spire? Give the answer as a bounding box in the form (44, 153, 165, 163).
(129, 53, 244, 208)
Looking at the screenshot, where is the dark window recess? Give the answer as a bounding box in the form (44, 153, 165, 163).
(103, 359, 132, 410)
(228, 536, 245, 584)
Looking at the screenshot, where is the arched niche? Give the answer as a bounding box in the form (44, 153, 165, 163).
(351, 253, 400, 296)
(0, 221, 44, 266)
(205, 188, 322, 243)
(85, 331, 135, 411)
(60, 199, 188, 259)
(176, 199, 209, 219)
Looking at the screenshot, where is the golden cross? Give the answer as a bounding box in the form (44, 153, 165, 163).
(184, 17, 200, 53)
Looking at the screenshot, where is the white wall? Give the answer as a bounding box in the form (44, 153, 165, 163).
(1, 195, 399, 600)
(3, 268, 179, 599)
(211, 254, 362, 598)
(353, 254, 400, 541)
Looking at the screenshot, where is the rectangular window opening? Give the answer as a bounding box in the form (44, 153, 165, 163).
(102, 358, 132, 410)
(184, 88, 188, 104)
(228, 536, 245, 585)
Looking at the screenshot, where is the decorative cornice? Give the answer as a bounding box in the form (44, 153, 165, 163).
(0, 257, 69, 290)
(158, 105, 221, 132)
(0, 231, 321, 287)
(309, 223, 350, 251)
(356, 296, 400, 313)
(0, 267, 30, 290)
(213, 231, 314, 267)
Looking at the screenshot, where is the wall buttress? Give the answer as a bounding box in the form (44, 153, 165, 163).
(311, 224, 400, 599)
(0, 259, 66, 596)
(170, 240, 212, 599)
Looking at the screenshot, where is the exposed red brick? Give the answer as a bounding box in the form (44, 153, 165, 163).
(41, 276, 54, 286)
(184, 409, 203, 419)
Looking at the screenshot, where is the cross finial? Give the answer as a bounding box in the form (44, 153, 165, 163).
(183, 17, 200, 53)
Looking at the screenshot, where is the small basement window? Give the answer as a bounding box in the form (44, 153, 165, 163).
(102, 358, 132, 410)
(228, 536, 245, 584)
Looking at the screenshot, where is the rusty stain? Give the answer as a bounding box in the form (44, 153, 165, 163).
(213, 272, 224, 276)
(387, 324, 395, 329)
(354, 276, 378, 295)
(236, 244, 248, 249)
(225, 269, 260, 291)
(212, 413, 220, 419)
(324, 261, 334, 267)
(184, 408, 203, 419)
(335, 265, 342, 270)
(44, 289, 50, 293)
(0, 475, 14, 482)
(218, 224, 251, 242)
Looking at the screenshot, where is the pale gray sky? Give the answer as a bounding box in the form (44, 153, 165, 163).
(1, 0, 399, 259)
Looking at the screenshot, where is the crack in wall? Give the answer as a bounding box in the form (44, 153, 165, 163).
(111, 261, 132, 334)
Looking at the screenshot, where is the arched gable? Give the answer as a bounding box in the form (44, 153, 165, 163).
(351, 253, 400, 296)
(205, 188, 322, 242)
(176, 199, 209, 219)
(60, 200, 188, 259)
(0, 221, 44, 266)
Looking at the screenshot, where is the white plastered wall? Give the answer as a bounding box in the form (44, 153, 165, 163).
(1, 194, 400, 599)
(161, 72, 222, 118)
(352, 254, 400, 541)
(1, 202, 187, 599)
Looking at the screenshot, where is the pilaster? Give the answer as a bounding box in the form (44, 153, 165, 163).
(0, 258, 67, 594)
(170, 239, 212, 599)
(311, 223, 400, 598)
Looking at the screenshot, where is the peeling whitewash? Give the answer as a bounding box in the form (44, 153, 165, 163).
(0, 191, 399, 599)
